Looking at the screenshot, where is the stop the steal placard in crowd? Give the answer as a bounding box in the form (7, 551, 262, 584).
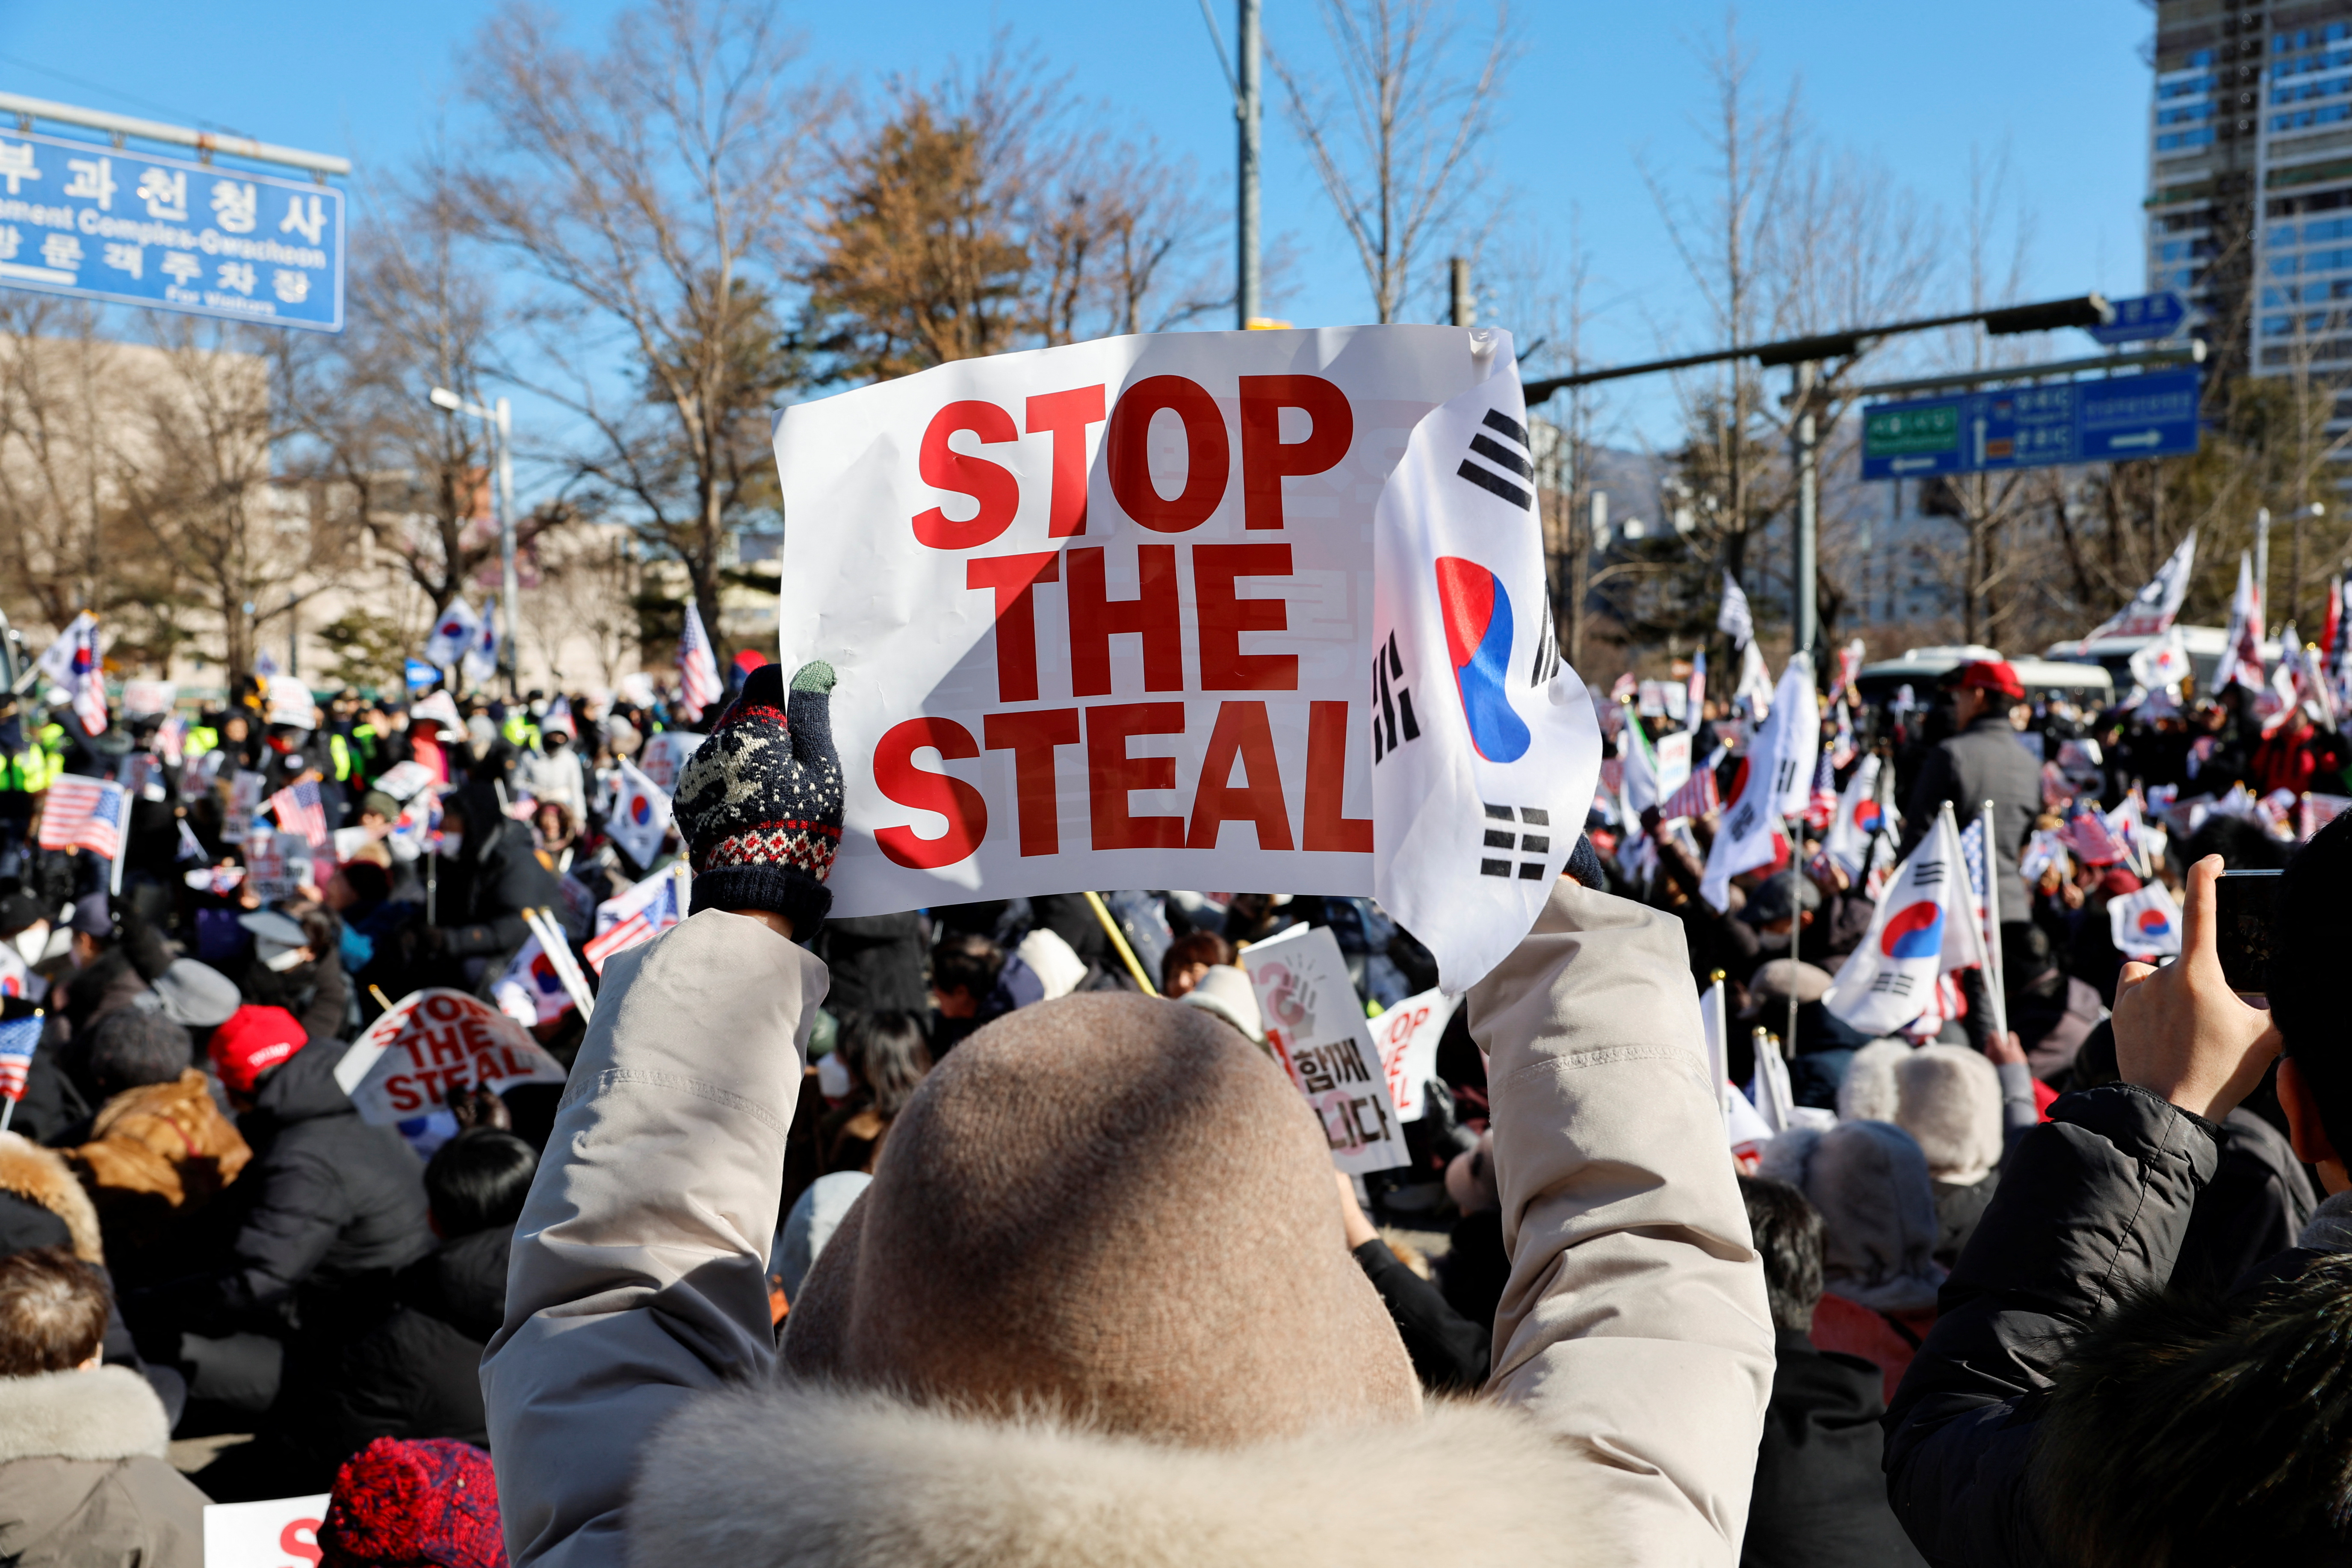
(774, 325, 1601, 992)
(1242, 923, 1411, 1174)
(332, 989, 568, 1124)
(203, 1494, 328, 1568)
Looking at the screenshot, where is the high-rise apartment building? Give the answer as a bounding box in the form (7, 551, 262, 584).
(2149, 0, 2352, 399)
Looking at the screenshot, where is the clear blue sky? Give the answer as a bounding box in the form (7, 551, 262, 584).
(0, 0, 2151, 457)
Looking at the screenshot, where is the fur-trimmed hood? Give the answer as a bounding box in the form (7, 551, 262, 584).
(626, 1379, 1610, 1568)
(0, 1133, 101, 1264)
(0, 1366, 169, 1463)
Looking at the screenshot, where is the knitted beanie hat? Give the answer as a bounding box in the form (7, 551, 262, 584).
(673, 661, 842, 931)
(319, 1437, 507, 1568)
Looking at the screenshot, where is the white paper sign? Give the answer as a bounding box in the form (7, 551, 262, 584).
(334, 988, 570, 1123)
(773, 325, 1595, 994)
(121, 679, 176, 717)
(1370, 986, 1458, 1121)
(637, 730, 704, 793)
(203, 1494, 329, 1568)
(244, 833, 301, 903)
(1242, 924, 1411, 1174)
(221, 770, 266, 845)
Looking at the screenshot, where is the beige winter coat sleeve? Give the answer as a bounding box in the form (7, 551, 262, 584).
(481, 910, 824, 1568)
(1470, 879, 1775, 1566)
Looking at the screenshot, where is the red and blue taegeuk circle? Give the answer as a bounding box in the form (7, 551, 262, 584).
(1882, 900, 1945, 959)
(1434, 556, 1531, 763)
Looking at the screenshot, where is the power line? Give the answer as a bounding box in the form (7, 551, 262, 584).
(0, 51, 253, 140)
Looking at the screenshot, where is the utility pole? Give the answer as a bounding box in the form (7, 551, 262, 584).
(496, 397, 518, 696)
(1790, 360, 1820, 664)
(1450, 257, 1474, 328)
(1235, 0, 1262, 330)
(2256, 506, 2271, 621)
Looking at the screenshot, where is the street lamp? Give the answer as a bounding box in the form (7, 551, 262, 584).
(427, 386, 518, 694)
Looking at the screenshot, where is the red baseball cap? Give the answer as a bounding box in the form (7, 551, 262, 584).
(208, 1004, 307, 1095)
(1945, 659, 2025, 700)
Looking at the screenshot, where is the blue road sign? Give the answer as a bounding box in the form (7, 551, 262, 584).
(1861, 367, 2202, 480)
(2086, 292, 2187, 345)
(0, 126, 342, 331)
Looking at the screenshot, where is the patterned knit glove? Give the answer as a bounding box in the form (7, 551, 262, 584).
(674, 661, 843, 930)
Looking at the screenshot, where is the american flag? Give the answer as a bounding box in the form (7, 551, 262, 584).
(1826, 699, 1857, 769)
(0, 1015, 40, 1104)
(677, 604, 723, 722)
(1803, 752, 1838, 832)
(269, 780, 333, 864)
(584, 862, 691, 973)
(1657, 764, 1720, 823)
(2060, 809, 2130, 867)
(36, 776, 130, 859)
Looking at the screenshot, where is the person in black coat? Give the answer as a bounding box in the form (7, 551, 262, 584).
(194, 1128, 532, 1502)
(811, 912, 930, 1017)
(419, 779, 557, 981)
(127, 1007, 431, 1420)
(1736, 1175, 1924, 1568)
(1883, 838, 2352, 1566)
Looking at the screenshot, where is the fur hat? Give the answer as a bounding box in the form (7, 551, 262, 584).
(1894, 1044, 2003, 1185)
(1836, 1038, 1912, 1124)
(782, 992, 1419, 1447)
(1756, 1120, 1944, 1314)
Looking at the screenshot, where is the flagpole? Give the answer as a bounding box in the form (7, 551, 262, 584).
(1785, 816, 1802, 1062)
(1965, 799, 2010, 1049)
(1708, 970, 1729, 1119)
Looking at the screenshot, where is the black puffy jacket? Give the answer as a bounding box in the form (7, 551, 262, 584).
(269, 1224, 510, 1491)
(432, 782, 558, 960)
(1882, 1084, 2219, 1566)
(163, 1036, 431, 1337)
(1746, 1330, 1924, 1568)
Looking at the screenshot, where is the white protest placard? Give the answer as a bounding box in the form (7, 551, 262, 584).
(121, 679, 176, 717)
(1370, 986, 1459, 1121)
(1653, 729, 1693, 800)
(221, 769, 266, 845)
(638, 729, 704, 793)
(1241, 924, 1412, 1174)
(372, 759, 436, 802)
(244, 833, 299, 903)
(333, 988, 570, 1124)
(203, 1494, 329, 1568)
(774, 325, 1597, 994)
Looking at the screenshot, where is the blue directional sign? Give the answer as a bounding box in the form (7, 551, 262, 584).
(2086, 291, 2187, 345)
(0, 126, 342, 332)
(1861, 368, 2202, 479)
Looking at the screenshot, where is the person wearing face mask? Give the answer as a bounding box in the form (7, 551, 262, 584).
(415, 783, 558, 987)
(517, 712, 588, 824)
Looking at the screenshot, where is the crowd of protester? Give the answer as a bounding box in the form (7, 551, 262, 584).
(0, 632, 2344, 1566)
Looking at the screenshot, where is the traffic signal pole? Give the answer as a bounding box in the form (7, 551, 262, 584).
(1520, 292, 2113, 673)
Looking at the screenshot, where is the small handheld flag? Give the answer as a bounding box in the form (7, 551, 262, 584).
(0, 1014, 42, 1134)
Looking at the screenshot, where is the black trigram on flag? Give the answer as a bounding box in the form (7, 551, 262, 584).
(1372, 630, 1421, 762)
(1529, 598, 1562, 688)
(1480, 802, 1552, 880)
(1456, 409, 1534, 511)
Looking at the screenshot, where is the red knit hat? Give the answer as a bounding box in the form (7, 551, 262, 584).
(319, 1438, 507, 1568)
(207, 1004, 307, 1095)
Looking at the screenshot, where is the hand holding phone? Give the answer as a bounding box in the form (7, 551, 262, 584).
(2213, 869, 2284, 998)
(2112, 856, 2282, 1122)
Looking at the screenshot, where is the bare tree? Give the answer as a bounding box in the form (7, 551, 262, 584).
(114, 320, 351, 676)
(1272, 0, 1516, 323)
(306, 173, 564, 624)
(453, 0, 838, 653)
(0, 298, 133, 635)
(1631, 9, 1942, 665)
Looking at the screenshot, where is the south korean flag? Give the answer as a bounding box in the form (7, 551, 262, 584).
(1370, 335, 1601, 994)
(605, 756, 674, 870)
(1824, 804, 1989, 1037)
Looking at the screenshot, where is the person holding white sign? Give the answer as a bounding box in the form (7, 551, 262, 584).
(485, 657, 1771, 1568)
